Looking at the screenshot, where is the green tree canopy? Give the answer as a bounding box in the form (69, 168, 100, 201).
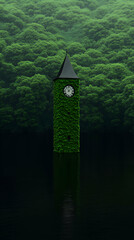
(0, 0, 134, 133)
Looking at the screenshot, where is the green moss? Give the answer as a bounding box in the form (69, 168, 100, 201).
(53, 78, 80, 152)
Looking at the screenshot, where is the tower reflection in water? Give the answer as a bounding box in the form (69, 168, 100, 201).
(53, 152, 80, 239)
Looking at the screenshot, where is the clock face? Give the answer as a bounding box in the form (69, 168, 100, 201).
(63, 85, 75, 98)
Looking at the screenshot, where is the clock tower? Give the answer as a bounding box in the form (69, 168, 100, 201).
(53, 53, 80, 153)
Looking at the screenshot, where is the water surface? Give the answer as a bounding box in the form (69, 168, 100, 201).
(0, 131, 134, 240)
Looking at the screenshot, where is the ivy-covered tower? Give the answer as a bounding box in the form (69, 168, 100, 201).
(53, 53, 80, 153)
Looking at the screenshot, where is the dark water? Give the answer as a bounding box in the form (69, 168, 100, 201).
(0, 131, 134, 240)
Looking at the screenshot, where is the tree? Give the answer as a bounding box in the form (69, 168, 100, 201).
(121, 75, 134, 133)
(127, 57, 134, 72)
(11, 74, 51, 131)
(0, 87, 14, 131)
(16, 61, 37, 77)
(80, 84, 104, 132)
(0, 55, 16, 85)
(4, 43, 33, 65)
(83, 21, 109, 41)
(72, 53, 93, 67)
(104, 33, 126, 50)
(16, 27, 40, 43)
(67, 42, 86, 56)
(92, 63, 130, 80)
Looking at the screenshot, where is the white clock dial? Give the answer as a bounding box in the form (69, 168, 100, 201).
(63, 85, 75, 97)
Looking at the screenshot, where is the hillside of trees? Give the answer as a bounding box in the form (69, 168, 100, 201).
(0, 0, 134, 133)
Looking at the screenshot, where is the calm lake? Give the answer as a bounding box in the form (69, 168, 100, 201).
(0, 131, 134, 240)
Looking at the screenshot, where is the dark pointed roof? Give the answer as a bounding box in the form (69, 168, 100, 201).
(54, 53, 79, 80)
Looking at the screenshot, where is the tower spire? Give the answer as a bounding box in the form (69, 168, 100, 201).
(54, 53, 79, 80)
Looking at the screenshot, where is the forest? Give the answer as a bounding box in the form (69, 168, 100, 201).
(0, 0, 134, 133)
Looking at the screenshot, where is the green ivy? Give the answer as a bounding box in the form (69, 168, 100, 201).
(53, 78, 80, 152)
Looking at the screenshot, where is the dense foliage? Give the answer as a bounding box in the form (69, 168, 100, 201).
(0, 0, 134, 133)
